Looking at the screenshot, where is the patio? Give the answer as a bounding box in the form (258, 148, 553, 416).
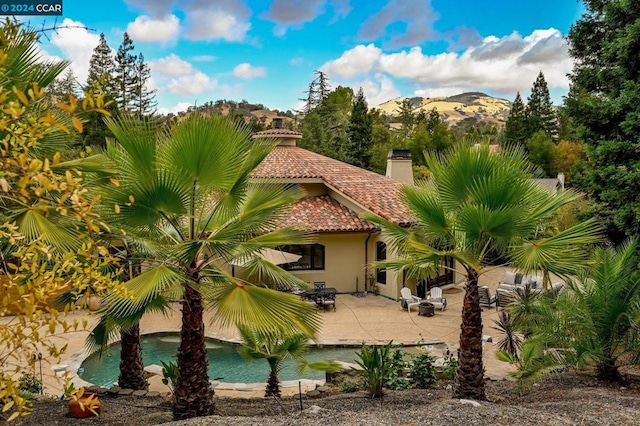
(14, 266, 517, 398)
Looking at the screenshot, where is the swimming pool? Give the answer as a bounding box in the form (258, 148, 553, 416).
(79, 333, 359, 387)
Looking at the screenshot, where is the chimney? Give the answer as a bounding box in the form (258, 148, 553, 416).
(557, 172, 565, 191)
(386, 149, 414, 185)
(252, 116, 302, 146)
(271, 117, 284, 129)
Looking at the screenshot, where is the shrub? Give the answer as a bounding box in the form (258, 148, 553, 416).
(409, 354, 438, 388)
(17, 374, 42, 395)
(354, 341, 393, 398)
(385, 345, 411, 390)
(442, 350, 458, 380)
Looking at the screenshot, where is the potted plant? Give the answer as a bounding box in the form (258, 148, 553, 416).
(66, 386, 101, 418)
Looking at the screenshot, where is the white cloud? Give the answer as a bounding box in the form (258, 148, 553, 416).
(220, 83, 243, 97)
(183, 2, 251, 42)
(49, 18, 101, 84)
(322, 28, 572, 101)
(192, 55, 216, 62)
(290, 57, 304, 66)
(150, 54, 193, 76)
(359, 0, 439, 48)
(157, 101, 193, 116)
(262, 0, 351, 35)
(167, 72, 217, 95)
(358, 74, 401, 106)
(232, 63, 266, 79)
(127, 14, 180, 43)
(320, 44, 381, 79)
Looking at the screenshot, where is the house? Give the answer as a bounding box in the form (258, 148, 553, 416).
(248, 118, 455, 300)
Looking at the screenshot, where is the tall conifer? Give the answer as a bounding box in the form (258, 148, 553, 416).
(504, 92, 527, 145)
(133, 53, 156, 116)
(115, 32, 137, 112)
(345, 88, 373, 168)
(526, 72, 558, 140)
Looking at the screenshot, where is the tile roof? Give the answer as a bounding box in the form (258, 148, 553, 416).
(252, 146, 413, 226)
(253, 128, 303, 137)
(280, 195, 379, 232)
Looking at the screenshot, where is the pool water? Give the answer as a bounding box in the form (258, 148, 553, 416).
(80, 333, 358, 387)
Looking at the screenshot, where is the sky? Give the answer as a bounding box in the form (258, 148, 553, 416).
(30, 0, 585, 115)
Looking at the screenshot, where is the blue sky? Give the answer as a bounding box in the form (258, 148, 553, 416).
(32, 0, 584, 114)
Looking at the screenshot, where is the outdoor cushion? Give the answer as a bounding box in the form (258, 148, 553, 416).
(502, 271, 516, 285)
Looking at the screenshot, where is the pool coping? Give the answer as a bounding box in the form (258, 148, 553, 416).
(62, 331, 437, 393)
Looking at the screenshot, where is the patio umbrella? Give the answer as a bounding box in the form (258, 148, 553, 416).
(230, 248, 302, 268)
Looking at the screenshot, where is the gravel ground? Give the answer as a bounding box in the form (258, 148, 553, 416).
(12, 371, 640, 426)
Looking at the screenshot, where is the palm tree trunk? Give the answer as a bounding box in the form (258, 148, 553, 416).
(453, 268, 486, 400)
(172, 284, 215, 420)
(265, 368, 281, 398)
(596, 358, 621, 381)
(117, 322, 148, 390)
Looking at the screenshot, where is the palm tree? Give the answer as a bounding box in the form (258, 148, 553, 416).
(237, 326, 339, 398)
(101, 114, 321, 420)
(364, 144, 600, 400)
(547, 241, 640, 381)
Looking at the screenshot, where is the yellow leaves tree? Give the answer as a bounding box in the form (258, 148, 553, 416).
(0, 19, 120, 422)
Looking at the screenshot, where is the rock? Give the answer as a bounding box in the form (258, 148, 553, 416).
(118, 388, 134, 396)
(86, 385, 100, 393)
(145, 391, 161, 397)
(306, 390, 321, 397)
(316, 386, 330, 393)
(107, 385, 121, 395)
(304, 405, 323, 414)
(459, 399, 481, 408)
(132, 390, 148, 396)
(445, 384, 452, 391)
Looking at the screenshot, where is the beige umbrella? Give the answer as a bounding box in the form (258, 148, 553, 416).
(230, 248, 302, 268)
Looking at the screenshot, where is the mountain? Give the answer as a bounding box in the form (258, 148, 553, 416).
(376, 92, 512, 126)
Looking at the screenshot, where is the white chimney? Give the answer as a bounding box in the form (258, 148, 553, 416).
(557, 172, 565, 191)
(386, 149, 414, 185)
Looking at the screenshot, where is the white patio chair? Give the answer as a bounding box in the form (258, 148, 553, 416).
(428, 287, 447, 311)
(400, 287, 421, 312)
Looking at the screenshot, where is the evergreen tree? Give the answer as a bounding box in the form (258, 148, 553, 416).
(565, 0, 640, 243)
(504, 92, 527, 146)
(47, 69, 79, 103)
(526, 71, 558, 140)
(86, 33, 116, 95)
(132, 53, 156, 116)
(84, 33, 118, 149)
(114, 32, 138, 112)
(345, 88, 373, 168)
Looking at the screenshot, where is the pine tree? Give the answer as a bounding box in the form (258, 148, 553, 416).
(132, 53, 156, 116)
(565, 1, 640, 243)
(84, 33, 118, 149)
(47, 69, 79, 103)
(526, 71, 558, 140)
(345, 88, 373, 168)
(86, 33, 116, 95)
(504, 92, 527, 146)
(114, 32, 138, 112)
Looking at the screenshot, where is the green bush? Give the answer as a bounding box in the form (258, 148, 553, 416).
(341, 380, 363, 393)
(409, 354, 438, 388)
(385, 345, 411, 390)
(18, 373, 42, 394)
(160, 360, 177, 392)
(442, 350, 458, 380)
(354, 341, 393, 398)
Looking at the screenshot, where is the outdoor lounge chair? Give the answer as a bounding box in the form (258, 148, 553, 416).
(495, 289, 516, 310)
(427, 287, 447, 311)
(400, 287, 421, 312)
(479, 286, 496, 307)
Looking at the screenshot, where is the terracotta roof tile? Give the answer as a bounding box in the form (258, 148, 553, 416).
(253, 128, 302, 137)
(253, 146, 412, 225)
(280, 195, 379, 232)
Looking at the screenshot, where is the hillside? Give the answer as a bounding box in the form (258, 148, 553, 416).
(377, 92, 512, 126)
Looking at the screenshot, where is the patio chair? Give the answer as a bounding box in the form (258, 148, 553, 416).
(313, 281, 326, 290)
(479, 286, 496, 308)
(319, 291, 336, 312)
(400, 287, 421, 312)
(427, 287, 447, 311)
(495, 289, 516, 310)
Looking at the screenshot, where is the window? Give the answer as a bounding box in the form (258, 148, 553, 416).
(376, 241, 387, 284)
(280, 244, 325, 271)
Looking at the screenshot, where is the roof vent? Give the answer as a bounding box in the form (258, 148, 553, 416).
(271, 117, 284, 129)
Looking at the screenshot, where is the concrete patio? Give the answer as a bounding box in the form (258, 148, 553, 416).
(14, 266, 517, 398)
